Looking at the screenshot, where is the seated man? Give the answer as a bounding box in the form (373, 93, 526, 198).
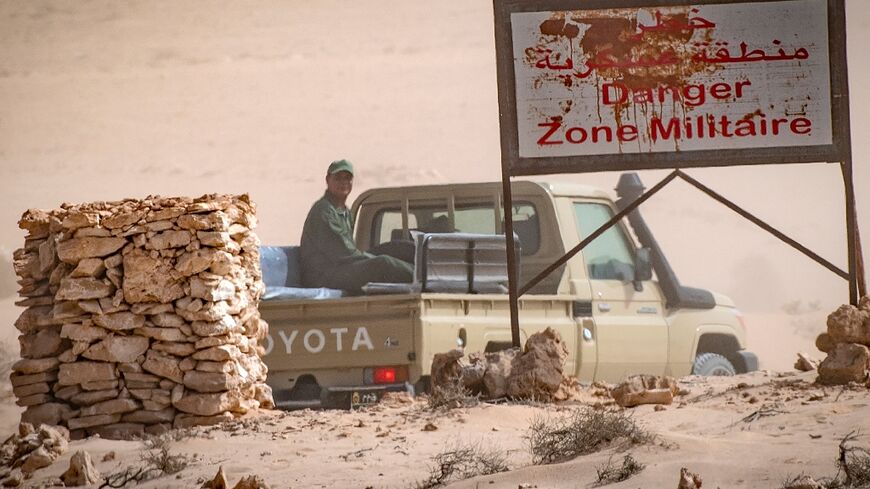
(300, 160, 413, 291)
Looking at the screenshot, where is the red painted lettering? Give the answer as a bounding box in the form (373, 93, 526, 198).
(651, 118, 680, 141)
(537, 121, 563, 145)
(791, 117, 811, 135)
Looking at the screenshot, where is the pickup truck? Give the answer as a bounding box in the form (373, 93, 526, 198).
(258, 173, 757, 409)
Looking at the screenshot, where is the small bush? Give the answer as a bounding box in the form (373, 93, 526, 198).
(595, 454, 645, 485)
(413, 441, 509, 489)
(100, 433, 193, 488)
(427, 379, 479, 410)
(527, 408, 653, 465)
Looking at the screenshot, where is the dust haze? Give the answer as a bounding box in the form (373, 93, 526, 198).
(1, 0, 868, 369)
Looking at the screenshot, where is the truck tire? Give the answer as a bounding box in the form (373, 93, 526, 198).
(692, 353, 737, 376)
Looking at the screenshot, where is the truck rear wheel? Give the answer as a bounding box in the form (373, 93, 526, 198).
(692, 353, 736, 376)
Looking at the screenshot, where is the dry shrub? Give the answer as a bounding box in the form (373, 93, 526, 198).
(100, 432, 193, 488)
(595, 453, 645, 485)
(780, 432, 870, 489)
(527, 408, 653, 465)
(413, 441, 509, 489)
(427, 378, 479, 410)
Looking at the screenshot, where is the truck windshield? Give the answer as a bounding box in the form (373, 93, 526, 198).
(372, 202, 540, 255)
(573, 203, 636, 281)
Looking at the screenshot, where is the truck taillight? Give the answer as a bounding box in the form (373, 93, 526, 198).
(365, 366, 408, 385)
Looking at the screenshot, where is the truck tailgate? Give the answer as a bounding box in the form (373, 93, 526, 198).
(259, 295, 418, 375)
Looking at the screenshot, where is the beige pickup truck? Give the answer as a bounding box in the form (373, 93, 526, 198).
(259, 174, 757, 409)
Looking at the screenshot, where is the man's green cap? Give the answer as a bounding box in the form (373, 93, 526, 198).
(327, 159, 354, 176)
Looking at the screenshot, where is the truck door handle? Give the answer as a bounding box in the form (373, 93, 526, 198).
(597, 303, 611, 312)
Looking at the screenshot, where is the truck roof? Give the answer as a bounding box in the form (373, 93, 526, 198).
(355, 180, 612, 203)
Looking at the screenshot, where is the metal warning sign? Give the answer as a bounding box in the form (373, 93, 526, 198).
(494, 0, 851, 175)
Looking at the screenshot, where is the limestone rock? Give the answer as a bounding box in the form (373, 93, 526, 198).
(21, 403, 74, 427)
(61, 451, 102, 487)
(52, 301, 86, 320)
(121, 407, 176, 424)
(253, 383, 275, 410)
(56, 237, 127, 264)
(148, 230, 191, 250)
(193, 345, 241, 362)
(794, 352, 819, 372)
(55, 277, 113, 301)
(93, 312, 145, 331)
(173, 390, 242, 416)
(782, 475, 823, 489)
(10, 370, 58, 387)
(827, 304, 870, 345)
(817, 342, 870, 385)
(506, 328, 568, 400)
(232, 475, 271, 489)
(201, 465, 229, 489)
(483, 349, 519, 398)
(677, 468, 703, 489)
(70, 389, 119, 406)
(13, 382, 50, 398)
(177, 212, 229, 231)
(68, 414, 122, 430)
(122, 249, 185, 304)
(12, 357, 59, 375)
(102, 209, 146, 229)
(134, 327, 187, 342)
(175, 412, 234, 429)
(150, 312, 186, 328)
(175, 248, 230, 276)
(69, 258, 106, 278)
(142, 350, 184, 383)
(83, 335, 150, 363)
(21, 446, 55, 475)
(19, 326, 63, 359)
(79, 399, 140, 417)
(61, 211, 100, 231)
(58, 362, 117, 386)
(611, 375, 680, 407)
(61, 322, 107, 342)
(430, 349, 464, 389)
(192, 316, 239, 337)
(183, 371, 238, 393)
(190, 276, 236, 302)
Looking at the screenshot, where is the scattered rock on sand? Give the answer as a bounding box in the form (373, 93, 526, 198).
(232, 475, 271, 489)
(817, 342, 870, 385)
(202, 466, 229, 489)
(794, 352, 819, 372)
(677, 467, 703, 489)
(506, 328, 570, 401)
(611, 375, 679, 407)
(430, 349, 464, 389)
(0, 423, 69, 485)
(430, 328, 577, 401)
(61, 450, 102, 487)
(826, 303, 870, 345)
(782, 475, 823, 489)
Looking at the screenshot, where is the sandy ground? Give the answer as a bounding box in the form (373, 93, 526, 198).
(5, 371, 868, 489)
(1, 1, 868, 487)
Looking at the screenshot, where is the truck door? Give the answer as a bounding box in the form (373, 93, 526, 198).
(572, 202, 668, 382)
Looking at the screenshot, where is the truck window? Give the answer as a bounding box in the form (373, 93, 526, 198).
(371, 202, 540, 255)
(573, 203, 636, 281)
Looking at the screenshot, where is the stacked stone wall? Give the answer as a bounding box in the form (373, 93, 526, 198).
(10, 194, 273, 439)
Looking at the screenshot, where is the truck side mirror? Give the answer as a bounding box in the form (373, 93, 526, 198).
(635, 247, 653, 282)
